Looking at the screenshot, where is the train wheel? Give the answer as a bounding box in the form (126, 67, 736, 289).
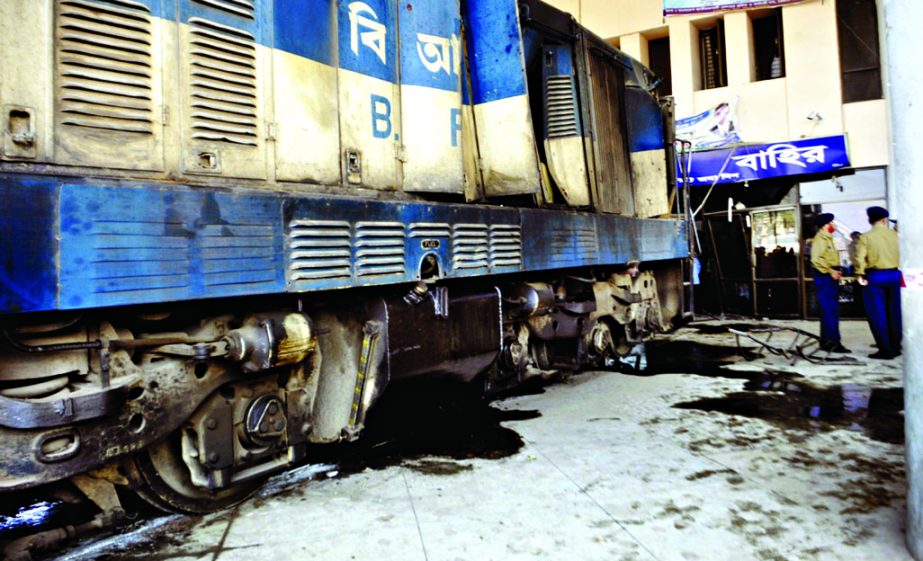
(125, 433, 260, 514)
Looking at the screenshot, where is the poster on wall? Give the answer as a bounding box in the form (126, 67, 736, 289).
(664, 0, 803, 16)
(675, 99, 742, 150)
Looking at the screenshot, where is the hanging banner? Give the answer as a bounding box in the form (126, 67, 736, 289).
(664, 0, 803, 16)
(677, 135, 850, 187)
(675, 100, 741, 150)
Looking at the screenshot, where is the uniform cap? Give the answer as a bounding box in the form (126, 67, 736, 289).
(867, 206, 889, 224)
(814, 213, 835, 228)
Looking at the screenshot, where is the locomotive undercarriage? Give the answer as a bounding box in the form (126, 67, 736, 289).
(0, 267, 675, 515)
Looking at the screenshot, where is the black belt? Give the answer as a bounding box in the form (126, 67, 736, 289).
(867, 268, 898, 272)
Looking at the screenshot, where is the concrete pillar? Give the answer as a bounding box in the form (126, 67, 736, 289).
(723, 12, 753, 86)
(620, 32, 649, 66)
(669, 21, 697, 117)
(882, 1, 923, 559)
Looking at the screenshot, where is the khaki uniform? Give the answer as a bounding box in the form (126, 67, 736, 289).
(810, 229, 839, 275)
(810, 226, 843, 347)
(856, 221, 902, 357)
(854, 223, 900, 275)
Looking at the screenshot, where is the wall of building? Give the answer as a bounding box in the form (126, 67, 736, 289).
(543, 0, 890, 169)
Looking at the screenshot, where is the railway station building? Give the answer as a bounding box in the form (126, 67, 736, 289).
(547, 0, 889, 319)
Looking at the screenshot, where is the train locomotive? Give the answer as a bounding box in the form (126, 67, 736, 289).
(0, 0, 688, 514)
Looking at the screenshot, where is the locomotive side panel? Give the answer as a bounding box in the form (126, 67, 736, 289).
(337, 0, 401, 190)
(177, 0, 269, 179)
(462, 0, 542, 197)
(0, 0, 171, 170)
(0, 0, 50, 163)
(626, 85, 671, 218)
(272, 0, 341, 186)
(398, 0, 464, 194)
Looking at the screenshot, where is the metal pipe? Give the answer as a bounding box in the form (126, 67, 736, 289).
(881, 2, 923, 558)
(2, 330, 101, 353)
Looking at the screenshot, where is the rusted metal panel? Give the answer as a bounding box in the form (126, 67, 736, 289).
(587, 50, 633, 215)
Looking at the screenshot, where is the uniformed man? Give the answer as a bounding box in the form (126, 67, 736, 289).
(810, 213, 850, 353)
(855, 206, 902, 359)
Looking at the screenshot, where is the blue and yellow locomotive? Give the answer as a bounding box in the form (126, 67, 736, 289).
(0, 0, 687, 513)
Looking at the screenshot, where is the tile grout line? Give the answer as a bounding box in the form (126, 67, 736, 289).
(529, 441, 664, 561)
(402, 469, 431, 561)
(211, 510, 237, 561)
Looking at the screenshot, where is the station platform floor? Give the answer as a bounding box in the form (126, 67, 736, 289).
(60, 319, 910, 561)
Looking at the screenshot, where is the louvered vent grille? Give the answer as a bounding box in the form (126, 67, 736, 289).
(188, 17, 258, 146)
(355, 222, 405, 277)
(201, 223, 276, 287)
(489, 225, 522, 268)
(452, 224, 489, 271)
(56, 0, 154, 134)
(575, 226, 599, 260)
(546, 75, 578, 139)
(88, 218, 191, 293)
(408, 223, 451, 239)
(193, 0, 256, 19)
(289, 220, 352, 281)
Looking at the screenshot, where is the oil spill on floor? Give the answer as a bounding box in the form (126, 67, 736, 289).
(674, 375, 904, 444)
(310, 378, 541, 476)
(618, 340, 759, 378)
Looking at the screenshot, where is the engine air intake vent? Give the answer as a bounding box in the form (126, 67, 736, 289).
(545, 75, 579, 139)
(489, 225, 522, 268)
(452, 224, 489, 271)
(201, 223, 276, 288)
(408, 223, 451, 239)
(192, 0, 256, 19)
(56, 0, 154, 134)
(355, 222, 406, 278)
(188, 17, 258, 146)
(575, 226, 599, 261)
(288, 220, 352, 281)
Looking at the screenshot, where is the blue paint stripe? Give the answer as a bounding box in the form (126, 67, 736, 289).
(626, 89, 666, 152)
(274, 0, 337, 65)
(58, 184, 286, 310)
(98, 0, 506, 91)
(463, 0, 528, 104)
(0, 175, 687, 314)
(0, 178, 58, 314)
(399, 0, 461, 92)
(337, 0, 398, 82)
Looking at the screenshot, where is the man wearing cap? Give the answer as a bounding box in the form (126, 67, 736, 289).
(810, 213, 850, 353)
(855, 206, 902, 359)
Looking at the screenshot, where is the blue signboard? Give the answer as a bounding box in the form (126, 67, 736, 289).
(677, 135, 850, 187)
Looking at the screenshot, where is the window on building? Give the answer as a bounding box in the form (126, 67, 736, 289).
(837, 0, 883, 102)
(648, 36, 672, 96)
(698, 20, 727, 90)
(752, 9, 784, 81)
